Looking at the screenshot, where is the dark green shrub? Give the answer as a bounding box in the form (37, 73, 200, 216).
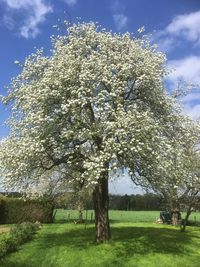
(0, 195, 53, 224)
(4, 235, 18, 253)
(0, 234, 11, 257)
(0, 196, 5, 224)
(10, 225, 29, 245)
(0, 222, 40, 259)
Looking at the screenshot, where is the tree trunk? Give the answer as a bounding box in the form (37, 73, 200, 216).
(181, 207, 192, 232)
(180, 191, 199, 232)
(93, 171, 111, 243)
(77, 202, 84, 223)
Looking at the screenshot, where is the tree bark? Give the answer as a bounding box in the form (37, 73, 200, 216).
(93, 170, 111, 243)
(77, 202, 84, 223)
(180, 206, 192, 232)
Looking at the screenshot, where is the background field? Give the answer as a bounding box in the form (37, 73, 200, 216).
(1, 210, 200, 267)
(55, 209, 200, 223)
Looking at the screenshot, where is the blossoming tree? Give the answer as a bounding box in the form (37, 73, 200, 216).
(0, 22, 192, 242)
(130, 115, 200, 229)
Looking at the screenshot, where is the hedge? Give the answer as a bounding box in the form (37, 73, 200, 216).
(0, 222, 40, 259)
(0, 195, 54, 224)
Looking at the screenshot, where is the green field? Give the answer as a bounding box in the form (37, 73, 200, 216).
(55, 209, 200, 226)
(1, 210, 200, 267)
(55, 209, 162, 223)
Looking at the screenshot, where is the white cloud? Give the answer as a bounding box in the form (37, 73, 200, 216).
(168, 56, 200, 86)
(2, 13, 15, 30)
(184, 103, 200, 120)
(111, 0, 128, 31)
(113, 14, 128, 30)
(166, 56, 200, 120)
(64, 0, 77, 6)
(3, 0, 30, 8)
(109, 174, 143, 195)
(111, 0, 124, 13)
(181, 92, 200, 103)
(179, 92, 200, 120)
(154, 11, 200, 121)
(2, 0, 52, 38)
(153, 31, 178, 53)
(166, 11, 200, 44)
(154, 11, 200, 52)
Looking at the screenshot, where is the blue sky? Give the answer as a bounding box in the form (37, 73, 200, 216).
(0, 0, 200, 194)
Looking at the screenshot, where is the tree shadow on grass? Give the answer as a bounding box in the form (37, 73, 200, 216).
(46, 225, 193, 253)
(111, 226, 191, 256)
(1, 224, 196, 267)
(37, 225, 95, 249)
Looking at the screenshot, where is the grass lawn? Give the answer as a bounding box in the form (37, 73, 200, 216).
(55, 209, 200, 224)
(55, 209, 161, 223)
(1, 210, 200, 267)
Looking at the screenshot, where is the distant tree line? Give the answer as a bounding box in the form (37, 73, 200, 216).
(109, 194, 164, 211)
(2, 191, 199, 212)
(55, 192, 165, 211)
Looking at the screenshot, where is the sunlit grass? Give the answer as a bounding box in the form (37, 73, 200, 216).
(55, 209, 200, 224)
(1, 210, 200, 267)
(0, 225, 11, 234)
